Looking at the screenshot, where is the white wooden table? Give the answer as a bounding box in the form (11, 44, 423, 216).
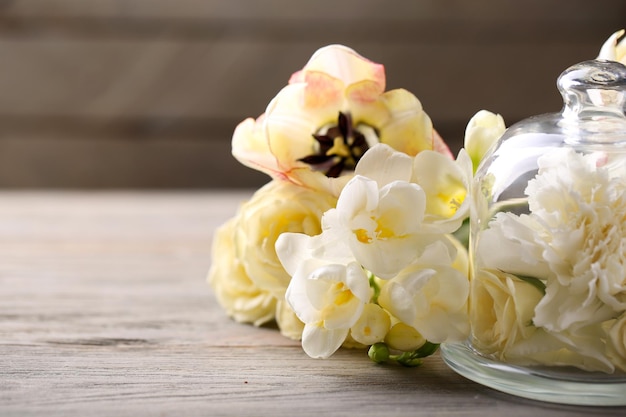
(0, 191, 623, 416)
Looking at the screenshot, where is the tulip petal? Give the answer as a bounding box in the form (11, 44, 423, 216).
(377, 89, 434, 156)
(300, 71, 344, 108)
(291, 44, 385, 93)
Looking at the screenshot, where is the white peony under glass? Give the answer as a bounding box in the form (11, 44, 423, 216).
(441, 59, 626, 406)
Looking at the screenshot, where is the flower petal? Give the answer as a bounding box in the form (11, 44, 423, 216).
(290, 44, 385, 94)
(598, 29, 626, 62)
(302, 323, 349, 359)
(354, 143, 414, 187)
(463, 110, 506, 173)
(376, 89, 435, 156)
(412, 150, 471, 232)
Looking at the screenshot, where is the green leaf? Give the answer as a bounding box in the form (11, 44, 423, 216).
(515, 274, 547, 295)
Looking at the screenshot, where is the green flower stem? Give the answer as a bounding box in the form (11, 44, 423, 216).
(368, 272, 380, 304)
(368, 342, 440, 367)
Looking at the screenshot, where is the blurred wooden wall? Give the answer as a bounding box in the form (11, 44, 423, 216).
(0, 0, 623, 188)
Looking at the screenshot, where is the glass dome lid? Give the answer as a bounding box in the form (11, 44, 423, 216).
(474, 59, 626, 219)
(446, 58, 626, 406)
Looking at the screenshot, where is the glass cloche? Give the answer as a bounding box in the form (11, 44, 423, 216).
(441, 59, 626, 406)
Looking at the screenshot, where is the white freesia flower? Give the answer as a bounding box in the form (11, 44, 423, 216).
(378, 241, 470, 343)
(321, 174, 429, 279)
(463, 110, 506, 173)
(412, 149, 473, 233)
(276, 232, 371, 358)
(274, 143, 471, 359)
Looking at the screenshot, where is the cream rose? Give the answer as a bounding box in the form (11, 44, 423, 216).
(275, 299, 305, 341)
(207, 217, 276, 326)
(470, 268, 543, 357)
(471, 268, 614, 372)
(234, 180, 337, 298)
(208, 179, 337, 326)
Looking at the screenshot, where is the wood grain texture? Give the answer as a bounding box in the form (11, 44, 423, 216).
(0, 191, 624, 416)
(0, 0, 623, 187)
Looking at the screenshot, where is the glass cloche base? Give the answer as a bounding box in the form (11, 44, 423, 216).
(440, 342, 626, 406)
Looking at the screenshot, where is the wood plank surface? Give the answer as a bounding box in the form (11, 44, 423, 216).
(0, 191, 624, 416)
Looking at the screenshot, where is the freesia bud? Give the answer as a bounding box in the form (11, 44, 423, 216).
(368, 342, 390, 364)
(385, 322, 425, 351)
(350, 303, 391, 345)
(464, 110, 506, 173)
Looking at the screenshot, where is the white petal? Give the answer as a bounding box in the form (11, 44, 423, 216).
(378, 180, 426, 231)
(355, 143, 414, 187)
(285, 259, 324, 324)
(598, 29, 625, 60)
(335, 175, 379, 216)
(412, 150, 470, 232)
(350, 181, 427, 278)
(301, 323, 349, 358)
(378, 280, 417, 324)
(344, 261, 372, 301)
(275, 232, 314, 276)
(477, 213, 551, 279)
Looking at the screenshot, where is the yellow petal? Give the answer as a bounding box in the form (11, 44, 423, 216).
(377, 89, 435, 156)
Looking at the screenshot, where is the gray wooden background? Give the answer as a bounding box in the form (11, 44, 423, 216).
(0, 0, 623, 188)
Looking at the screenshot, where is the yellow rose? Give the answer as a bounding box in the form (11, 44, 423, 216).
(234, 180, 337, 298)
(208, 180, 337, 326)
(207, 217, 276, 326)
(275, 299, 304, 341)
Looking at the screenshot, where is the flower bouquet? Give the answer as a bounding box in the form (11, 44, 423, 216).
(208, 44, 483, 365)
(208, 30, 626, 404)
